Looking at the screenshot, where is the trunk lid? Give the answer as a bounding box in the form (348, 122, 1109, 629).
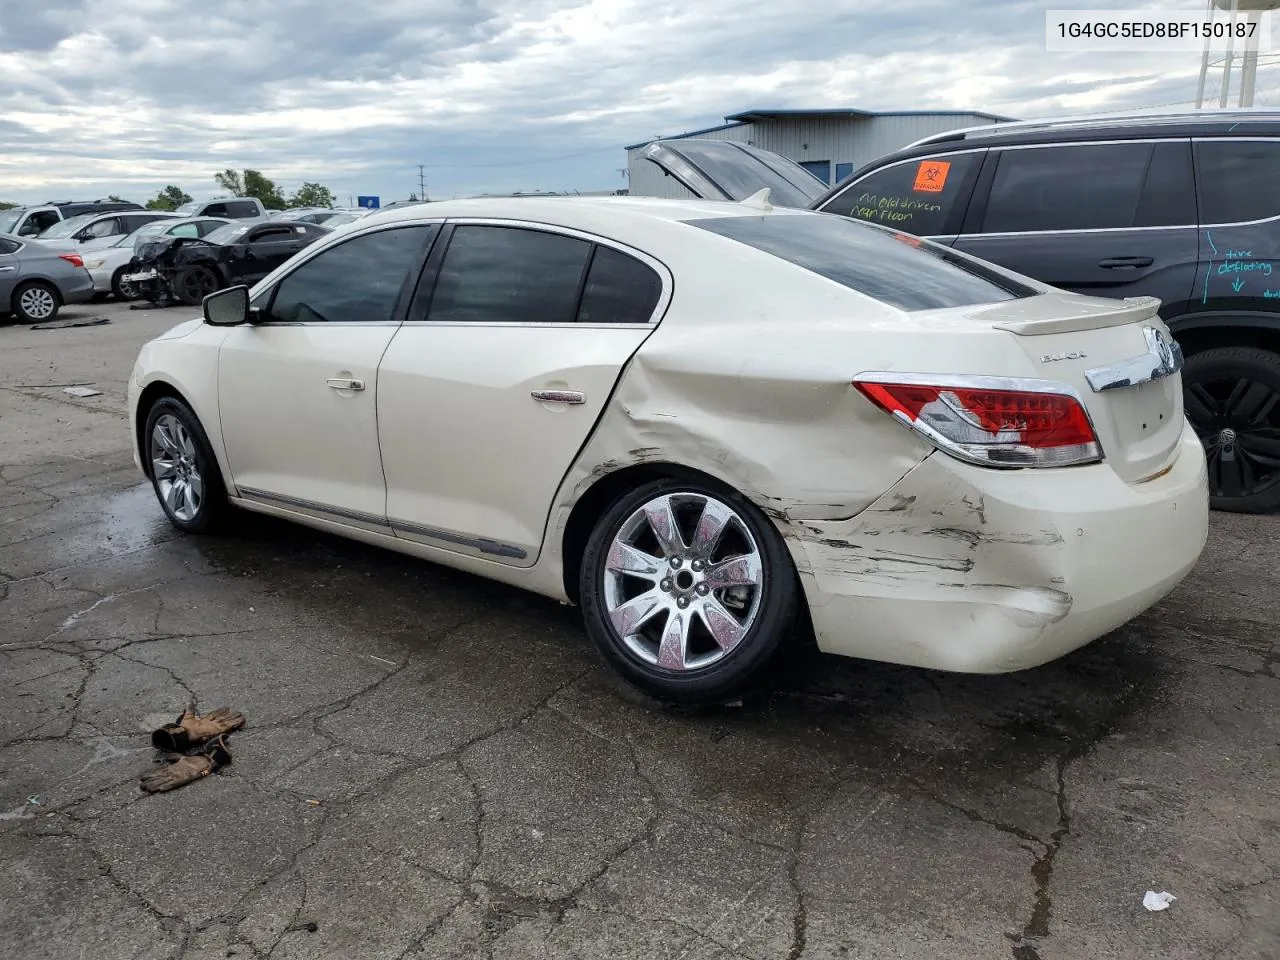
(639, 140, 826, 209)
(918, 292, 1185, 483)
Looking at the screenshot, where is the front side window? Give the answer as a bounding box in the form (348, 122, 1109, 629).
(825, 152, 981, 235)
(204, 203, 229, 218)
(170, 223, 201, 238)
(982, 143, 1152, 232)
(267, 226, 435, 324)
(84, 218, 119, 238)
(229, 200, 260, 218)
(427, 226, 592, 324)
(687, 213, 1035, 312)
(1195, 139, 1280, 224)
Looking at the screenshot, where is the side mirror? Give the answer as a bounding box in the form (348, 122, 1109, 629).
(203, 284, 250, 326)
(18, 223, 38, 237)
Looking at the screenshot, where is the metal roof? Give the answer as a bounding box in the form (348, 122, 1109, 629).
(724, 108, 1015, 123)
(626, 108, 1015, 151)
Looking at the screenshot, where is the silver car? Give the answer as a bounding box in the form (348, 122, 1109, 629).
(0, 233, 95, 323)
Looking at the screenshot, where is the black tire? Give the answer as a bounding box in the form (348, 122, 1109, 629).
(142, 396, 231, 534)
(1183, 345, 1280, 514)
(578, 477, 800, 704)
(173, 266, 221, 306)
(112, 268, 141, 301)
(10, 281, 60, 324)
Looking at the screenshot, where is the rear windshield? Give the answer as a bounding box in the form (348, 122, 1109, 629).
(686, 213, 1037, 311)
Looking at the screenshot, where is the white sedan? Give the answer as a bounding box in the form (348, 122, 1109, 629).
(127, 195, 1209, 702)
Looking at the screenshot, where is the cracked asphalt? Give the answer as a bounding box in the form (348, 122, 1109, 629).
(1, 299, 1278, 960)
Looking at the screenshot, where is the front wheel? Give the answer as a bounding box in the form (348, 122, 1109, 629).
(173, 266, 221, 306)
(143, 397, 231, 533)
(1183, 346, 1280, 514)
(112, 268, 141, 301)
(578, 478, 800, 704)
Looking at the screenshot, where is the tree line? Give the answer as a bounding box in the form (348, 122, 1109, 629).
(145, 170, 336, 211)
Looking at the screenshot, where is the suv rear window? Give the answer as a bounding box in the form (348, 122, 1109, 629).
(1194, 139, 1280, 224)
(824, 152, 982, 235)
(687, 213, 1036, 311)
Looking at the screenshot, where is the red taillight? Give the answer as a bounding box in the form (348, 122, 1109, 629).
(59, 253, 84, 268)
(854, 376, 1102, 468)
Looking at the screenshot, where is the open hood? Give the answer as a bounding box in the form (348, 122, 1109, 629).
(639, 139, 827, 208)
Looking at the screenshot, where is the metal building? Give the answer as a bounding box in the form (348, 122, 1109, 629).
(625, 107, 1014, 199)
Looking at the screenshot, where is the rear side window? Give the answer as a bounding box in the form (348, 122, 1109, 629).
(576, 246, 662, 324)
(824, 152, 981, 235)
(687, 213, 1035, 311)
(982, 143, 1163, 232)
(0, 238, 19, 254)
(1195, 139, 1280, 224)
(427, 226, 592, 324)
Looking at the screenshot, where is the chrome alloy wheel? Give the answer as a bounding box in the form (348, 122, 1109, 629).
(150, 414, 204, 522)
(602, 492, 764, 671)
(19, 285, 56, 320)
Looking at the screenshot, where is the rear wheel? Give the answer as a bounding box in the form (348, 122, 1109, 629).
(579, 478, 799, 704)
(143, 396, 230, 533)
(11, 281, 60, 323)
(112, 267, 140, 301)
(1183, 346, 1280, 513)
(173, 266, 220, 306)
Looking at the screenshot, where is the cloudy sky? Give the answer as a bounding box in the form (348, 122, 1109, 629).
(0, 0, 1277, 206)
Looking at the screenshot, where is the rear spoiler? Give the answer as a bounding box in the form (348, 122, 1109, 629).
(991, 296, 1162, 336)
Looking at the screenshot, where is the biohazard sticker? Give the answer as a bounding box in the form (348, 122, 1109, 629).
(912, 160, 950, 193)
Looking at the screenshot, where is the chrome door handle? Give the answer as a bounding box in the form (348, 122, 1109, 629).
(327, 377, 365, 391)
(531, 389, 585, 404)
(0, 266, 16, 273)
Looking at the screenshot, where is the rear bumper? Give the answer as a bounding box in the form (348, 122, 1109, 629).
(788, 422, 1209, 673)
(61, 272, 96, 304)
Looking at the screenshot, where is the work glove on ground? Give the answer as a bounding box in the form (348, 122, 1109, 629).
(140, 735, 232, 793)
(151, 704, 246, 751)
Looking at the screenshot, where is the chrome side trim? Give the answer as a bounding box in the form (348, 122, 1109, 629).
(236, 486, 390, 527)
(1085, 326, 1185, 392)
(389, 518, 528, 560)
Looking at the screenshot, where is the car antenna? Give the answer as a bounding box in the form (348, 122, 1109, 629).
(739, 187, 772, 210)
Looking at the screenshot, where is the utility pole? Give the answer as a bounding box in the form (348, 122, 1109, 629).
(418, 164, 427, 201)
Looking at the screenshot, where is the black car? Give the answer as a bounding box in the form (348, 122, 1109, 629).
(126, 220, 331, 306)
(641, 111, 1280, 513)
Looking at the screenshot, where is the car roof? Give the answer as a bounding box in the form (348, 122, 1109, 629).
(904, 108, 1280, 151)
(356, 194, 815, 232)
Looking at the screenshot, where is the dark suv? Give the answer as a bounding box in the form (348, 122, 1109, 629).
(639, 112, 1280, 513)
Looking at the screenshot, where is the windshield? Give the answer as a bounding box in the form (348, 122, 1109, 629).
(686, 213, 1036, 311)
(40, 213, 97, 238)
(660, 140, 825, 208)
(0, 210, 22, 234)
(202, 223, 252, 245)
(174, 202, 199, 215)
(128, 221, 171, 246)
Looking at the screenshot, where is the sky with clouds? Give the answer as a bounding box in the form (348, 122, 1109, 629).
(0, 0, 1277, 206)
